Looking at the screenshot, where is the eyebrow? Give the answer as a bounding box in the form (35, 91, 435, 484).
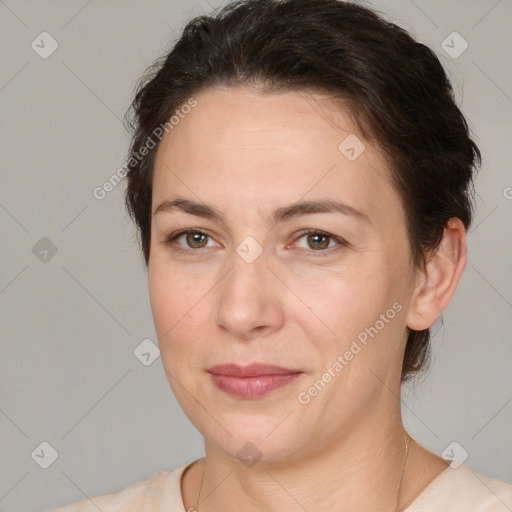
(154, 197, 371, 225)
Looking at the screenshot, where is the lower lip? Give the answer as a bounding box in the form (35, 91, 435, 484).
(209, 373, 302, 398)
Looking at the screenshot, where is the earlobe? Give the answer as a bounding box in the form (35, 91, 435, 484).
(405, 218, 467, 331)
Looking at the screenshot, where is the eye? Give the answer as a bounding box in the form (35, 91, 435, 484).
(293, 229, 346, 255)
(163, 228, 347, 256)
(164, 229, 218, 252)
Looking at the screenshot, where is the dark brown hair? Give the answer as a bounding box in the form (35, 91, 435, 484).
(123, 0, 481, 382)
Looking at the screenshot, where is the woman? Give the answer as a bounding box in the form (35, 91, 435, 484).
(53, 0, 511, 510)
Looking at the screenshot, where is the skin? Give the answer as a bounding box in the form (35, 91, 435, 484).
(148, 86, 465, 511)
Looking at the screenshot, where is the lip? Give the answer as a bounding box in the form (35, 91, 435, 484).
(207, 363, 303, 398)
(208, 363, 301, 377)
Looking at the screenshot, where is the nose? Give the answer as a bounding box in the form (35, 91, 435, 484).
(213, 249, 285, 341)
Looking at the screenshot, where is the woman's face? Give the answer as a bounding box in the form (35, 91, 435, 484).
(148, 86, 418, 464)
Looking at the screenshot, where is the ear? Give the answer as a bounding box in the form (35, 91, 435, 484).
(406, 218, 467, 331)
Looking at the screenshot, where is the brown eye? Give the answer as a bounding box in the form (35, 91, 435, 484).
(185, 232, 208, 248)
(293, 229, 347, 256)
(306, 233, 331, 250)
(164, 229, 216, 251)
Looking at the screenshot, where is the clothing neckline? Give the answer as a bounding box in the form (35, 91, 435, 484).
(178, 459, 454, 512)
(401, 464, 452, 511)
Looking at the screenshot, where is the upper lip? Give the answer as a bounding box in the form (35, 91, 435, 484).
(207, 363, 301, 377)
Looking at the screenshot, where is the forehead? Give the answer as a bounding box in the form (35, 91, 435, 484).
(152, 86, 401, 228)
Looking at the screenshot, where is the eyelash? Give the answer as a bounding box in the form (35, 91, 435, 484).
(163, 228, 347, 257)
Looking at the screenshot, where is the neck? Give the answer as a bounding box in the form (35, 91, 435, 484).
(192, 403, 411, 512)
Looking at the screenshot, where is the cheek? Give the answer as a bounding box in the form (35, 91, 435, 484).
(148, 264, 176, 336)
(148, 259, 214, 359)
(149, 255, 204, 324)
(289, 262, 403, 385)
(286, 262, 386, 339)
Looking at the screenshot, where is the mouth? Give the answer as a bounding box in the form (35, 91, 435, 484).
(207, 363, 303, 398)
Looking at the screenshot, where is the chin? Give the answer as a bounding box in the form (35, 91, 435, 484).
(212, 433, 303, 468)
(197, 410, 310, 466)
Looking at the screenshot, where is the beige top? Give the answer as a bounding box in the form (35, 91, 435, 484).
(50, 460, 512, 511)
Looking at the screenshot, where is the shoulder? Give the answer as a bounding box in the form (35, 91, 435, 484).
(48, 463, 191, 512)
(406, 463, 512, 512)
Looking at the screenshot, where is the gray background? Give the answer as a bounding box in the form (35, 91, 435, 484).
(0, 0, 511, 510)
